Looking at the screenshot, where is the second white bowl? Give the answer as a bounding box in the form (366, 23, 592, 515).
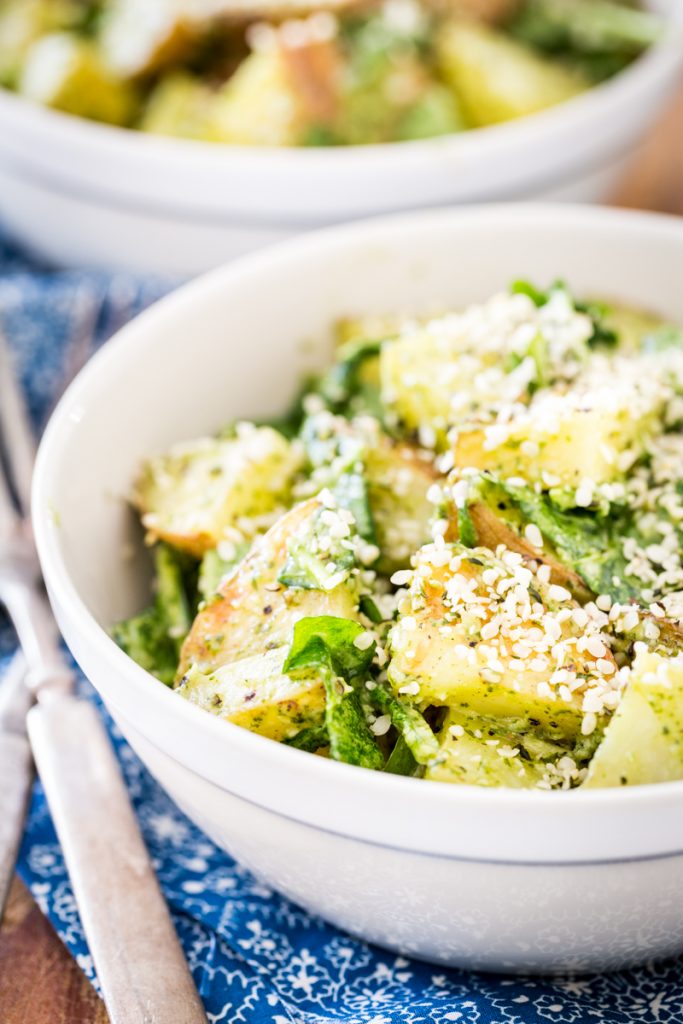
(1, 0, 682, 273)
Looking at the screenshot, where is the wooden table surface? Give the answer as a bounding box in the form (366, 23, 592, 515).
(1, 79, 682, 1024)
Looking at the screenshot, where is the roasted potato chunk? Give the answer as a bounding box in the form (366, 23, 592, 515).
(178, 498, 361, 675)
(584, 651, 683, 788)
(436, 19, 586, 126)
(210, 23, 342, 146)
(100, 0, 199, 79)
(379, 289, 596, 448)
(139, 71, 215, 138)
(452, 377, 665, 489)
(134, 425, 302, 557)
(0, 0, 83, 86)
(447, 486, 591, 600)
(179, 647, 326, 740)
(425, 708, 575, 788)
(380, 321, 474, 444)
(388, 542, 620, 741)
(19, 32, 137, 124)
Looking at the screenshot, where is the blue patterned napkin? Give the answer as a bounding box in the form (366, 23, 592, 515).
(2, 234, 683, 1024)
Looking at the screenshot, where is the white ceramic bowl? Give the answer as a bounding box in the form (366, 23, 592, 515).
(34, 204, 683, 973)
(2, 2, 683, 275)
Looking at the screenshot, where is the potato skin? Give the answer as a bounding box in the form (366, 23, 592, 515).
(178, 499, 358, 676)
(432, 0, 520, 23)
(448, 499, 592, 602)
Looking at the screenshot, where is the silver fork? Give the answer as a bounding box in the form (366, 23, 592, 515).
(0, 650, 32, 914)
(0, 333, 207, 1024)
(0, 334, 39, 916)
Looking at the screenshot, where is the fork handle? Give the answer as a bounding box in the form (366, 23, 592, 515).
(0, 654, 33, 917)
(0, 732, 33, 916)
(27, 694, 207, 1024)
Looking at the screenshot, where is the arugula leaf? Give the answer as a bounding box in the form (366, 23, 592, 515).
(574, 298, 618, 348)
(301, 415, 378, 546)
(112, 543, 199, 685)
(198, 543, 250, 600)
(370, 681, 440, 765)
(528, 330, 553, 386)
(219, 384, 309, 442)
(285, 724, 329, 752)
(359, 594, 383, 624)
(318, 339, 382, 406)
(503, 481, 638, 601)
(509, 0, 658, 83)
(111, 604, 179, 686)
(457, 504, 478, 549)
(278, 505, 356, 590)
(509, 0, 661, 59)
(477, 477, 640, 603)
(315, 338, 386, 420)
(510, 279, 617, 348)
(383, 736, 419, 776)
(510, 280, 548, 307)
(302, 124, 342, 147)
(284, 616, 383, 769)
(285, 616, 374, 686)
(333, 469, 376, 545)
(279, 543, 354, 591)
(154, 543, 194, 647)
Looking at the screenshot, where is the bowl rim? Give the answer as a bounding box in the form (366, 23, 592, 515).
(1, 2, 682, 173)
(32, 202, 683, 861)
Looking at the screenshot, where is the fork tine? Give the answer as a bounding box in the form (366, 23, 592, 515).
(0, 330, 36, 516)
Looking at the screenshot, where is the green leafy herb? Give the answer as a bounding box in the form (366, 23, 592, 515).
(316, 338, 385, 420)
(383, 736, 419, 776)
(370, 681, 440, 765)
(360, 594, 383, 624)
(510, 279, 548, 307)
(504, 480, 638, 601)
(301, 415, 378, 546)
(279, 543, 354, 591)
(457, 504, 478, 549)
(511, 279, 617, 348)
(509, 0, 661, 75)
(112, 543, 196, 684)
(473, 475, 640, 603)
(198, 543, 249, 600)
(219, 384, 309, 442)
(154, 543, 194, 646)
(302, 124, 342, 147)
(574, 297, 618, 348)
(111, 604, 179, 686)
(528, 330, 553, 386)
(285, 724, 329, 752)
(278, 506, 356, 590)
(333, 470, 377, 545)
(284, 616, 383, 769)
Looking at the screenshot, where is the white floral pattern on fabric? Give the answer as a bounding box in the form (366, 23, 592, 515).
(2, 235, 683, 1023)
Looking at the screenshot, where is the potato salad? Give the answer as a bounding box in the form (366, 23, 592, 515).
(0, 0, 661, 146)
(114, 281, 683, 790)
